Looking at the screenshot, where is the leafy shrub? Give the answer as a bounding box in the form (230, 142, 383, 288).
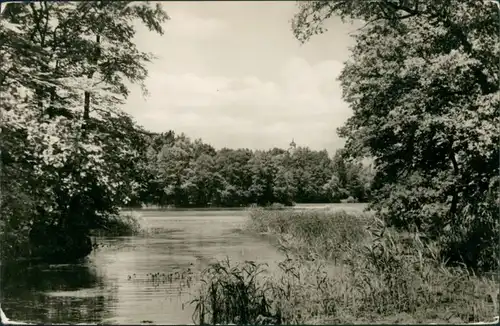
(439, 201, 500, 273)
(370, 172, 500, 274)
(0, 191, 35, 260)
(341, 196, 357, 203)
(92, 212, 143, 237)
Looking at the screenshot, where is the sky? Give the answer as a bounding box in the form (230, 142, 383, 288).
(124, 1, 360, 153)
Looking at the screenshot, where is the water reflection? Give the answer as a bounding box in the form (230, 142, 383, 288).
(0, 204, 366, 324)
(0, 261, 115, 324)
(84, 210, 286, 324)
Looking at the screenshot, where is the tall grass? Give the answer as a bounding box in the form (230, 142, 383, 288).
(191, 258, 279, 325)
(345, 225, 499, 323)
(191, 256, 346, 325)
(247, 208, 368, 263)
(191, 208, 499, 324)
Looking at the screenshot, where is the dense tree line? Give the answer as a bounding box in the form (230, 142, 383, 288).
(127, 132, 373, 208)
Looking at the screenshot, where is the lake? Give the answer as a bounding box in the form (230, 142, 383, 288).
(0, 203, 367, 325)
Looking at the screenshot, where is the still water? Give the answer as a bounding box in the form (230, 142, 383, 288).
(0, 204, 366, 325)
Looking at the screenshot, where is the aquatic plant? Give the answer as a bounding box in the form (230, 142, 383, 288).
(191, 258, 280, 325)
(231, 208, 500, 324)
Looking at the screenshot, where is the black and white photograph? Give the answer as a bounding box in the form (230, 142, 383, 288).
(0, 0, 499, 324)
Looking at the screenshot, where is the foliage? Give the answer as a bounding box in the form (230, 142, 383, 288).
(292, 0, 500, 272)
(0, 1, 168, 262)
(136, 133, 374, 208)
(91, 211, 143, 237)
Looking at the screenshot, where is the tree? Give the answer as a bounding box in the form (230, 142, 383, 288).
(1, 1, 169, 261)
(136, 132, 369, 208)
(182, 154, 219, 206)
(248, 151, 278, 205)
(331, 149, 348, 187)
(292, 0, 500, 271)
(272, 153, 297, 206)
(214, 148, 254, 206)
(156, 136, 192, 206)
(322, 175, 345, 203)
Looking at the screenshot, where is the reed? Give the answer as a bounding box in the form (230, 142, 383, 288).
(190, 209, 499, 324)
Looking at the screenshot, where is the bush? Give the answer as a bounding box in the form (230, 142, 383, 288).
(340, 196, 358, 204)
(28, 221, 93, 263)
(0, 162, 38, 261)
(92, 212, 143, 237)
(371, 173, 500, 274)
(438, 199, 500, 273)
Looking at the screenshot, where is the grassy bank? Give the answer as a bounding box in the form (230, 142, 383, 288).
(126, 202, 292, 211)
(191, 208, 499, 324)
(247, 208, 369, 263)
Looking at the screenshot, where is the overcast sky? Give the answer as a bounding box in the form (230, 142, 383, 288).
(124, 1, 359, 153)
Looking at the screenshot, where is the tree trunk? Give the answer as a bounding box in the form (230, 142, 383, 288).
(448, 138, 460, 228)
(83, 34, 101, 124)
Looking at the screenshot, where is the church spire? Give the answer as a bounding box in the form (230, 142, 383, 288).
(288, 138, 296, 152)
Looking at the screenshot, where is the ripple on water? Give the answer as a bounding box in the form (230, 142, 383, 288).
(1, 208, 304, 324)
(44, 289, 104, 298)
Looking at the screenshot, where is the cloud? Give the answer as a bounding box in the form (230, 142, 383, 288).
(165, 10, 228, 39)
(124, 56, 350, 152)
